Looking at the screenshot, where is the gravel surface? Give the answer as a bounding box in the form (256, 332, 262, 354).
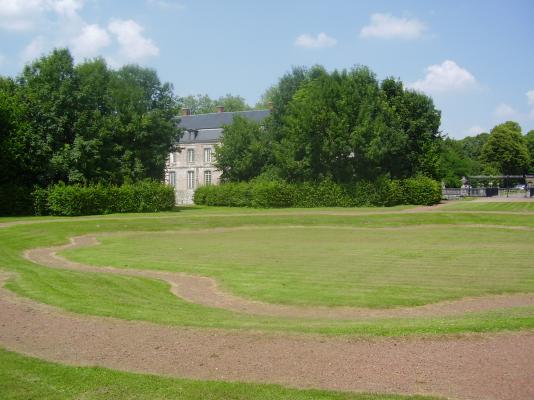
(1, 277, 533, 400)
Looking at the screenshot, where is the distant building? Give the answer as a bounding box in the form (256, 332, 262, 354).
(165, 106, 270, 205)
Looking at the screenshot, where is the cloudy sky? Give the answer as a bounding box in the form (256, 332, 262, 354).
(0, 0, 533, 138)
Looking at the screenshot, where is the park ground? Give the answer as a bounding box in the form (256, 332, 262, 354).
(1, 198, 534, 400)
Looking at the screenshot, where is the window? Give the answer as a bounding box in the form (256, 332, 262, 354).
(169, 171, 176, 187)
(204, 170, 212, 185)
(204, 148, 212, 163)
(187, 149, 195, 163)
(169, 153, 175, 163)
(187, 171, 195, 189)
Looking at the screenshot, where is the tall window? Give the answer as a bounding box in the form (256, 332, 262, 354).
(204, 148, 212, 163)
(187, 171, 195, 189)
(204, 170, 212, 185)
(187, 148, 195, 163)
(169, 171, 176, 187)
(169, 152, 175, 163)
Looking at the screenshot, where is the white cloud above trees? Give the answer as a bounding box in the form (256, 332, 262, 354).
(360, 13, 426, 39)
(70, 24, 111, 59)
(108, 19, 160, 62)
(410, 60, 476, 93)
(294, 33, 337, 48)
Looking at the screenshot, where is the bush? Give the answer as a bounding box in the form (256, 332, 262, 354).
(0, 184, 34, 216)
(45, 181, 175, 216)
(194, 177, 442, 208)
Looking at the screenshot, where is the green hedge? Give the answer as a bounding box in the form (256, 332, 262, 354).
(194, 177, 441, 208)
(37, 181, 175, 216)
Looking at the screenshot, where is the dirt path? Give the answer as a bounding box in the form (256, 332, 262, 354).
(0, 273, 533, 400)
(23, 234, 534, 319)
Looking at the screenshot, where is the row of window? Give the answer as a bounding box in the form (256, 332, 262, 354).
(168, 170, 212, 189)
(169, 148, 213, 164)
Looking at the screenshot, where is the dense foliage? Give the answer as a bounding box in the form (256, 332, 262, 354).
(180, 93, 251, 114)
(36, 180, 175, 216)
(216, 66, 442, 184)
(0, 49, 181, 215)
(194, 177, 441, 208)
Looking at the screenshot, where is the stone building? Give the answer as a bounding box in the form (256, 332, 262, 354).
(165, 106, 270, 204)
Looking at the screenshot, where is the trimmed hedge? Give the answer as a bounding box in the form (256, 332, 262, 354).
(37, 181, 175, 216)
(194, 177, 441, 208)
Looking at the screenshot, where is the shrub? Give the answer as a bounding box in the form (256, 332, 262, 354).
(194, 177, 442, 208)
(46, 181, 175, 216)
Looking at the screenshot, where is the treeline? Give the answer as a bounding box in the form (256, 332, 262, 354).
(439, 121, 533, 187)
(215, 65, 442, 185)
(0, 49, 181, 215)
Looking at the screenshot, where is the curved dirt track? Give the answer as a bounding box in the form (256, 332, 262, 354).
(0, 273, 533, 400)
(24, 234, 534, 319)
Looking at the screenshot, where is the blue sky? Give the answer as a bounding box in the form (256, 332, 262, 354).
(0, 0, 533, 138)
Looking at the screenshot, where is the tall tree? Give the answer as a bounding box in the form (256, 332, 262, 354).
(525, 129, 534, 172)
(1, 49, 181, 187)
(481, 121, 530, 175)
(215, 116, 270, 181)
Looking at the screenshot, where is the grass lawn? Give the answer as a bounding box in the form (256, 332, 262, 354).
(62, 226, 534, 308)
(1, 208, 534, 336)
(0, 348, 440, 400)
(441, 200, 534, 212)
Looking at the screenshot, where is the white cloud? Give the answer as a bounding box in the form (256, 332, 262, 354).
(70, 24, 111, 59)
(0, 0, 84, 31)
(466, 125, 485, 136)
(410, 60, 476, 93)
(294, 32, 337, 48)
(494, 103, 518, 119)
(21, 36, 47, 62)
(108, 19, 159, 62)
(360, 13, 426, 40)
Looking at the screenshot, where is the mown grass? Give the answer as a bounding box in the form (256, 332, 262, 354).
(62, 226, 534, 308)
(1, 208, 534, 336)
(441, 200, 534, 212)
(0, 348, 441, 400)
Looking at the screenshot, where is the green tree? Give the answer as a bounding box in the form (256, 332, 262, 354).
(180, 93, 250, 114)
(269, 67, 441, 183)
(481, 121, 530, 175)
(215, 116, 270, 181)
(2, 49, 181, 187)
(525, 130, 534, 172)
(216, 94, 250, 112)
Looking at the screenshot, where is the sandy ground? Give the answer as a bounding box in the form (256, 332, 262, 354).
(0, 276, 533, 400)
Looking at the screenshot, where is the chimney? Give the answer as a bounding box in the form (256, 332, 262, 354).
(181, 108, 191, 116)
(216, 105, 225, 113)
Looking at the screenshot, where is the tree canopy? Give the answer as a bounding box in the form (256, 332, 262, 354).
(0, 49, 181, 188)
(480, 121, 530, 175)
(217, 65, 442, 184)
(180, 93, 251, 114)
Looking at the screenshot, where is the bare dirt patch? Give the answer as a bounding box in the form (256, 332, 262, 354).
(23, 234, 534, 319)
(0, 273, 533, 400)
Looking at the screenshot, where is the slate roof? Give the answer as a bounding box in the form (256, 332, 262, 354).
(178, 109, 270, 144)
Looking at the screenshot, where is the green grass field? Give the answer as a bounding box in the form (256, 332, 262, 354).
(0, 348, 440, 400)
(1, 207, 534, 336)
(441, 200, 534, 212)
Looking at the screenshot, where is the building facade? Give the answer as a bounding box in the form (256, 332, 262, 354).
(165, 107, 270, 205)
